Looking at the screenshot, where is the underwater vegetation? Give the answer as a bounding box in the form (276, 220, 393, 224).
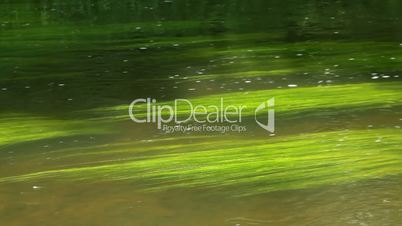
(1, 128, 401, 197)
(0, 0, 401, 217)
(2, 1, 402, 226)
(88, 81, 402, 121)
(0, 114, 108, 147)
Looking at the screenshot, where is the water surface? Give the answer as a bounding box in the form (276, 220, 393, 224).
(1, 1, 402, 225)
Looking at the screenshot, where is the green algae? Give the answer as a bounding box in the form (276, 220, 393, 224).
(87, 81, 402, 121)
(1, 128, 401, 196)
(0, 114, 108, 147)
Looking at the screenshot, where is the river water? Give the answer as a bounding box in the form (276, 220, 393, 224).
(1, 1, 402, 225)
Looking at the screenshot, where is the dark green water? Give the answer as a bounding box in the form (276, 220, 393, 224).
(1, 1, 402, 225)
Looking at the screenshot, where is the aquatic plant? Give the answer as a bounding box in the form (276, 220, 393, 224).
(0, 114, 107, 147)
(88, 81, 402, 121)
(1, 128, 401, 196)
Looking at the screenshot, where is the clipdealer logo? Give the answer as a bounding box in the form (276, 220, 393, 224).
(128, 97, 275, 133)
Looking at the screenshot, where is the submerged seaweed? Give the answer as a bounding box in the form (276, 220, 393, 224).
(1, 128, 401, 196)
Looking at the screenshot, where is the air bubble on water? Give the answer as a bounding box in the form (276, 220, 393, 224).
(123, 59, 128, 62)
(1, 88, 7, 91)
(174, 74, 180, 77)
(169, 76, 175, 79)
(58, 83, 65, 87)
(371, 76, 379, 79)
(326, 80, 333, 83)
(122, 71, 128, 74)
(274, 56, 281, 59)
(188, 88, 196, 91)
(136, 27, 141, 30)
(25, 86, 30, 89)
(32, 186, 42, 190)
(139, 47, 148, 50)
(390, 57, 396, 60)
(382, 75, 390, 79)
(196, 71, 203, 75)
(334, 31, 339, 34)
(375, 139, 382, 143)
(296, 53, 303, 57)
(394, 75, 400, 78)
(67, 98, 73, 101)
(244, 80, 251, 83)
(173, 86, 178, 89)
(195, 80, 201, 83)
(288, 84, 298, 88)
(173, 43, 180, 47)
(395, 126, 401, 129)
(348, 58, 355, 61)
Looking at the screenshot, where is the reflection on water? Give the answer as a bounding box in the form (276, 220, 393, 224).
(1, 0, 402, 225)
